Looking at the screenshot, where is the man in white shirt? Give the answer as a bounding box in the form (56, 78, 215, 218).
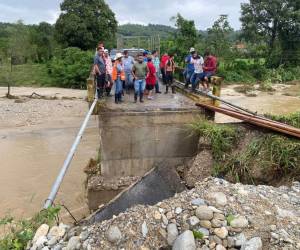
(190, 53, 204, 92)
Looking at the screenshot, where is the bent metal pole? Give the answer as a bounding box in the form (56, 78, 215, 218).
(44, 97, 98, 209)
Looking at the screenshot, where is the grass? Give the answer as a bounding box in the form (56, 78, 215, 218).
(0, 206, 61, 250)
(190, 113, 300, 185)
(226, 214, 235, 225)
(0, 63, 55, 87)
(192, 230, 204, 239)
(265, 112, 300, 129)
(188, 118, 239, 160)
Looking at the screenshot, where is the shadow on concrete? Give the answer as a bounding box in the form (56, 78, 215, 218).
(87, 165, 186, 224)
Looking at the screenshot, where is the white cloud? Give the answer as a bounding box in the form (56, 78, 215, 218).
(0, 0, 247, 29)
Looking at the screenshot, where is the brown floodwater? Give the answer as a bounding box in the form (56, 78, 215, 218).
(216, 84, 300, 123)
(0, 84, 299, 221)
(0, 118, 99, 220)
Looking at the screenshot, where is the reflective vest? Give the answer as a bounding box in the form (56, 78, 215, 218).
(112, 62, 125, 81)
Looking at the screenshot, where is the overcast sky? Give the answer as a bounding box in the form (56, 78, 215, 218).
(0, 0, 247, 30)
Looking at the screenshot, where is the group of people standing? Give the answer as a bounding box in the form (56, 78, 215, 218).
(183, 48, 217, 92)
(93, 43, 177, 104)
(93, 43, 217, 104)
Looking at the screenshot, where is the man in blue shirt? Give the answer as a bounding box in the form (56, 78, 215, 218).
(183, 47, 196, 88)
(122, 50, 135, 93)
(93, 47, 106, 98)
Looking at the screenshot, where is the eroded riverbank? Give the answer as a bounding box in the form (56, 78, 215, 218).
(0, 84, 299, 220)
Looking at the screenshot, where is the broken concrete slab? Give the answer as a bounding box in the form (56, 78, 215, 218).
(87, 165, 186, 224)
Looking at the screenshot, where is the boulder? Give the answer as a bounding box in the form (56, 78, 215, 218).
(172, 230, 196, 250)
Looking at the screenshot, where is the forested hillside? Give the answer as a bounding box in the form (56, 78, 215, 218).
(117, 24, 176, 38)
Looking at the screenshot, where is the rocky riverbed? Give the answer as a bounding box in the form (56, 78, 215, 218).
(28, 178, 300, 250)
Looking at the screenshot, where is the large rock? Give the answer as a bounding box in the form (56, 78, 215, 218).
(105, 225, 122, 243)
(241, 237, 262, 250)
(214, 227, 228, 239)
(172, 230, 196, 250)
(191, 198, 206, 206)
(167, 223, 179, 246)
(209, 192, 227, 207)
(187, 216, 200, 229)
(234, 233, 247, 247)
(48, 225, 66, 240)
(230, 216, 249, 228)
(35, 236, 48, 249)
(33, 224, 49, 243)
(195, 206, 213, 220)
(66, 236, 80, 250)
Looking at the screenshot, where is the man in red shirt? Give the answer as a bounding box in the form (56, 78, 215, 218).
(160, 52, 169, 85)
(201, 51, 217, 92)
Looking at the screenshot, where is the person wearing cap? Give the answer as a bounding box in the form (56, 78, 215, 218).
(112, 53, 125, 104)
(93, 46, 106, 98)
(132, 53, 149, 103)
(104, 49, 113, 96)
(183, 48, 196, 88)
(143, 51, 149, 62)
(122, 50, 135, 93)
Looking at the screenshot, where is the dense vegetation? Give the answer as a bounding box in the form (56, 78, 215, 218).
(0, 0, 299, 91)
(189, 113, 300, 186)
(0, 206, 61, 250)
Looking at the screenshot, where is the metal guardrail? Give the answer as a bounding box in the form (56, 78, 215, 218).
(44, 95, 98, 209)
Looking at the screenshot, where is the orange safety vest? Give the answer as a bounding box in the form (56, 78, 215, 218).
(112, 62, 125, 81)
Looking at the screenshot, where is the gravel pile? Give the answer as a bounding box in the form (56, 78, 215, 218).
(29, 178, 300, 250)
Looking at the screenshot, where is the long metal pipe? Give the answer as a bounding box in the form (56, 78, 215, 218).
(174, 80, 291, 126)
(196, 103, 300, 139)
(44, 97, 98, 209)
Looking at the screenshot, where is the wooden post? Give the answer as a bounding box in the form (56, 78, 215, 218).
(87, 74, 98, 115)
(211, 76, 222, 107)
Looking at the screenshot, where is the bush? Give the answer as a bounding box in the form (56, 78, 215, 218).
(188, 118, 239, 160)
(0, 206, 60, 250)
(47, 47, 93, 89)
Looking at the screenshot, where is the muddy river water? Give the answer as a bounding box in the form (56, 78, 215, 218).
(0, 84, 299, 220)
(0, 119, 99, 220)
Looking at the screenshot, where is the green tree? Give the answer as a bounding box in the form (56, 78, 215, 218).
(30, 22, 56, 62)
(47, 47, 93, 88)
(206, 15, 234, 59)
(55, 0, 118, 50)
(171, 14, 198, 61)
(240, 0, 300, 66)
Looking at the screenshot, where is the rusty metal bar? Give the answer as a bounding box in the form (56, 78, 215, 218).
(196, 102, 300, 139)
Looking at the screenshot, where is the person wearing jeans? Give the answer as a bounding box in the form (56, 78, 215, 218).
(112, 53, 125, 104)
(132, 53, 148, 103)
(122, 50, 134, 93)
(93, 47, 106, 98)
(152, 50, 161, 93)
(190, 52, 204, 92)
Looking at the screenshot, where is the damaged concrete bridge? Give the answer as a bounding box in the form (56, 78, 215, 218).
(83, 78, 222, 223)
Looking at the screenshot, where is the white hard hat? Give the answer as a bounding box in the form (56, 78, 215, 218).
(114, 53, 123, 60)
(190, 47, 195, 53)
